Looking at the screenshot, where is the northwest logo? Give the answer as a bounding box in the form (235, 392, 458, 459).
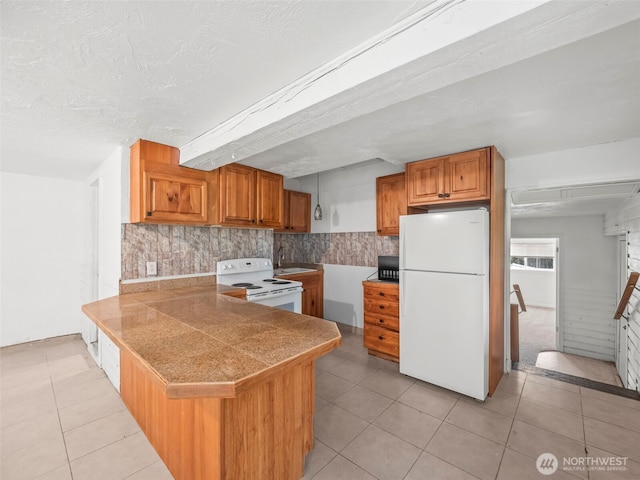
(536, 453, 559, 475)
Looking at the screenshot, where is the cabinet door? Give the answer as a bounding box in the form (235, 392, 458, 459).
(288, 190, 311, 232)
(445, 149, 490, 201)
(406, 158, 445, 206)
(219, 164, 256, 226)
(279, 190, 291, 231)
(256, 170, 284, 228)
(302, 285, 323, 318)
(143, 165, 208, 224)
(376, 173, 407, 236)
(280, 271, 324, 318)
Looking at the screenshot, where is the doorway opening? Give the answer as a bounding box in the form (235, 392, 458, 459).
(510, 237, 558, 366)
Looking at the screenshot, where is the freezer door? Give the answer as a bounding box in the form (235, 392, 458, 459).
(400, 209, 489, 275)
(400, 269, 488, 400)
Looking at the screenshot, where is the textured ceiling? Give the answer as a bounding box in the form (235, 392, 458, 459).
(1, 0, 430, 179)
(1, 0, 639, 222)
(239, 19, 640, 178)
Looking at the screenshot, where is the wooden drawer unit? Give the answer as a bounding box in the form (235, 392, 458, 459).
(364, 282, 400, 303)
(364, 324, 399, 359)
(364, 313, 399, 331)
(364, 297, 399, 318)
(362, 281, 400, 362)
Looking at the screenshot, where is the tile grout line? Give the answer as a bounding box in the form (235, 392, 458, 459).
(494, 372, 526, 480)
(47, 352, 74, 480)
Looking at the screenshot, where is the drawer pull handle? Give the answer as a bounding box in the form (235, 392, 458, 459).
(378, 335, 384, 340)
(379, 305, 384, 309)
(379, 292, 385, 296)
(378, 318, 384, 323)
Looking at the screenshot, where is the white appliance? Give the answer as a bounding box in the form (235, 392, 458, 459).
(216, 258, 303, 313)
(399, 209, 489, 401)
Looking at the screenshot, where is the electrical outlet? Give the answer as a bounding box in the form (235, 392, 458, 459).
(146, 261, 157, 276)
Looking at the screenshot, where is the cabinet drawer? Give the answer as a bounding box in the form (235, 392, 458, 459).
(364, 324, 399, 358)
(364, 284, 399, 303)
(364, 313, 399, 332)
(364, 298, 399, 317)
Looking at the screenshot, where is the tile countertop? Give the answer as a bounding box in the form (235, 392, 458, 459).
(81, 284, 341, 399)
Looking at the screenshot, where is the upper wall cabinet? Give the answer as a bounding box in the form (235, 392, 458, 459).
(256, 170, 284, 228)
(215, 164, 284, 228)
(406, 148, 490, 206)
(277, 190, 311, 233)
(376, 172, 407, 236)
(130, 140, 209, 225)
(217, 164, 256, 226)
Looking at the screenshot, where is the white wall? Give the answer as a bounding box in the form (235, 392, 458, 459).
(286, 162, 402, 328)
(606, 193, 640, 389)
(507, 137, 640, 191)
(323, 264, 377, 328)
(511, 215, 617, 361)
(0, 172, 84, 346)
(83, 146, 128, 300)
(510, 269, 556, 309)
(285, 161, 404, 233)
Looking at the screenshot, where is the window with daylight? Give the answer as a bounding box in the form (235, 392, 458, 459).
(510, 238, 557, 271)
(511, 256, 555, 270)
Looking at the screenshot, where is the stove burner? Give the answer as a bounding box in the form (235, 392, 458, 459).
(272, 281, 291, 285)
(232, 282, 254, 287)
(246, 285, 263, 290)
(262, 279, 277, 283)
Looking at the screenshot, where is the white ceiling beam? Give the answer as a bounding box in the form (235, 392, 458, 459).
(180, 0, 639, 171)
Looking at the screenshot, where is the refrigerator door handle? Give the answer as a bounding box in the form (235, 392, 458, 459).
(400, 272, 406, 325)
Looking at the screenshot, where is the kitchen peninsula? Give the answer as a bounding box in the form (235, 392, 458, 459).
(82, 282, 341, 480)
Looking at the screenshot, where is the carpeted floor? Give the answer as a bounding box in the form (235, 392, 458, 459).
(516, 306, 556, 365)
(515, 306, 624, 387)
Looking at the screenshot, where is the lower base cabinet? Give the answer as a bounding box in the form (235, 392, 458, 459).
(99, 329, 120, 392)
(362, 281, 400, 362)
(276, 270, 324, 318)
(120, 348, 315, 480)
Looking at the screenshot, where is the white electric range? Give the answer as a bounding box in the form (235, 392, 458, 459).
(216, 258, 303, 313)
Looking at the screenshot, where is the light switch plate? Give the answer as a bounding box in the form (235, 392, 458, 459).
(146, 261, 157, 276)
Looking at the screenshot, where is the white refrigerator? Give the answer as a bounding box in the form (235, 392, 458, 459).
(399, 209, 489, 401)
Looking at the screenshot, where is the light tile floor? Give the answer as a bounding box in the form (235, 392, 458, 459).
(535, 351, 623, 388)
(2, 327, 639, 480)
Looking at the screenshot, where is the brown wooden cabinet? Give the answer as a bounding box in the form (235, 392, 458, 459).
(278, 190, 311, 233)
(130, 139, 209, 224)
(256, 170, 284, 228)
(406, 148, 490, 206)
(376, 172, 407, 236)
(131, 140, 284, 229)
(216, 164, 283, 228)
(277, 270, 323, 318)
(217, 164, 256, 226)
(362, 281, 400, 362)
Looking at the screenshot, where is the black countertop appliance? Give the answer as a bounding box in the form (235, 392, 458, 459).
(378, 255, 399, 282)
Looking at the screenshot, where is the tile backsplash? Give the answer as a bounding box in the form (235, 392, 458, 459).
(274, 232, 398, 268)
(121, 224, 273, 280)
(121, 225, 399, 280)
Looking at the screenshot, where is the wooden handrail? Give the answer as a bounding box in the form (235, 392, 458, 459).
(513, 284, 526, 313)
(614, 271, 639, 320)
